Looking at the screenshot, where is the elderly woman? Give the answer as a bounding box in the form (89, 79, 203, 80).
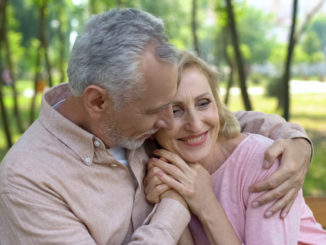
(144, 51, 326, 244)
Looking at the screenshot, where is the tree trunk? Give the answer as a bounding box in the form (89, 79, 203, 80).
(116, 0, 122, 8)
(89, 0, 97, 14)
(282, 0, 298, 120)
(191, 0, 200, 56)
(0, 83, 13, 148)
(56, 0, 66, 84)
(39, 1, 53, 87)
(225, 0, 252, 110)
(221, 27, 234, 105)
(0, 5, 13, 147)
(1, 0, 24, 133)
(29, 49, 42, 124)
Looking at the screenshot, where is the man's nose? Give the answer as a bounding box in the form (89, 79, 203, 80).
(154, 105, 174, 130)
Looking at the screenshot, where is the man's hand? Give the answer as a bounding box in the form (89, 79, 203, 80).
(144, 158, 188, 209)
(249, 138, 312, 218)
(144, 159, 170, 204)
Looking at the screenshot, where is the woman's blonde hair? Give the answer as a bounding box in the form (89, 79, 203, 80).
(177, 50, 240, 138)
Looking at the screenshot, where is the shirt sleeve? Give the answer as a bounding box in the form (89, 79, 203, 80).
(0, 192, 97, 245)
(234, 110, 309, 140)
(129, 198, 191, 245)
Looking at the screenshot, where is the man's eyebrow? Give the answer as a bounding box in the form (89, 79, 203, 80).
(145, 103, 171, 114)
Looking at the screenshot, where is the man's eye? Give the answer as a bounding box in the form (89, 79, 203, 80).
(173, 106, 183, 117)
(197, 99, 211, 109)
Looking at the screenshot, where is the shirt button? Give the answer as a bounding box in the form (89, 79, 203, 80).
(94, 140, 101, 147)
(84, 157, 92, 164)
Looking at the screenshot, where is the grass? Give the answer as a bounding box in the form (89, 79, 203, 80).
(1, 81, 326, 195)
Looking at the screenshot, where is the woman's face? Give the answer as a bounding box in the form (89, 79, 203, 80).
(155, 66, 220, 163)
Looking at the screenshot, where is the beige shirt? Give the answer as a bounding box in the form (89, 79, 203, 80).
(0, 83, 310, 245)
(0, 84, 190, 245)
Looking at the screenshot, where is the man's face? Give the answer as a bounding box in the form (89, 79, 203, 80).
(99, 48, 178, 150)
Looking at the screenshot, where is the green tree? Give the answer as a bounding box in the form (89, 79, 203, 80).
(301, 31, 324, 63)
(308, 14, 326, 55)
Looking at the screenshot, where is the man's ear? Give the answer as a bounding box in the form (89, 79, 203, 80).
(83, 85, 113, 117)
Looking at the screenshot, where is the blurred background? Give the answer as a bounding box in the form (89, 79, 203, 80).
(0, 0, 325, 195)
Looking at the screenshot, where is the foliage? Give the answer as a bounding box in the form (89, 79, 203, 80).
(307, 14, 326, 55)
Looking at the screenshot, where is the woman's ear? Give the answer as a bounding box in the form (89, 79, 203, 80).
(83, 85, 113, 118)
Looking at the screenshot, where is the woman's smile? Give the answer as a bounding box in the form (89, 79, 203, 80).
(179, 131, 208, 146)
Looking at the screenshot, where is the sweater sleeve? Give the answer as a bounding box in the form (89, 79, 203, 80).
(239, 136, 301, 244)
(243, 160, 301, 245)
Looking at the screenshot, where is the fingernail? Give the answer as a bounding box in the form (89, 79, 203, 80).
(265, 211, 272, 217)
(263, 160, 270, 168)
(151, 157, 158, 162)
(281, 212, 287, 218)
(252, 202, 259, 208)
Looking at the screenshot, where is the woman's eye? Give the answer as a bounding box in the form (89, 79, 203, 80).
(197, 99, 211, 109)
(172, 106, 183, 117)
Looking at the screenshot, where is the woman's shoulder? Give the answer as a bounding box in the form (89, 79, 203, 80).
(223, 133, 278, 181)
(236, 133, 274, 157)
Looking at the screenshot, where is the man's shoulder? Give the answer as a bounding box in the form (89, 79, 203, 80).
(0, 122, 75, 195)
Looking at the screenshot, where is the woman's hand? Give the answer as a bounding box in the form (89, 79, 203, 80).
(149, 149, 216, 216)
(150, 149, 241, 245)
(249, 138, 312, 218)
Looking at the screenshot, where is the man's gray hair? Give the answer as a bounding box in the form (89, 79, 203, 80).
(67, 8, 178, 108)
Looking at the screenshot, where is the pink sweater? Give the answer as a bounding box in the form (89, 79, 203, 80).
(189, 134, 326, 245)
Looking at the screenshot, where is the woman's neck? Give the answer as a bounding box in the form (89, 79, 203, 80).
(200, 134, 246, 174)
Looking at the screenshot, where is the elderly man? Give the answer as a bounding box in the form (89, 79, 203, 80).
(0, 8, 311, 245)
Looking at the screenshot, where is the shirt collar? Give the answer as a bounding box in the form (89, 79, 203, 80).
(39, 83, 96, 166)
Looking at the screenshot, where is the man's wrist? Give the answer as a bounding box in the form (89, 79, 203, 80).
(161, 190, 188, 209)
(291, 137, 313, 164)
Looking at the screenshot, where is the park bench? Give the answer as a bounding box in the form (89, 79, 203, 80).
(305, 196, 326, 228)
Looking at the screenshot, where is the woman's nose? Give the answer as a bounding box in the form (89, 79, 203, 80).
(185, 111, 202, 132)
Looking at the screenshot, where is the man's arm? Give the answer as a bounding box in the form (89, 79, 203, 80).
(0, 192, 98, 245)
(234, 110, 312, 218)
(0, 187, 190, 245)
(130, 194, 190, 244)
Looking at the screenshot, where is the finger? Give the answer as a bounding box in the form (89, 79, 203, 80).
(147, 159, 157, 170)
(146, 184, 170, 204)
(156, 170, 187, 196)
(144, 166, 165, 194)
(280, 195, 296, 219)
(249, 163, 290, 193)
(250, 177, 294, 207)
(154, 149, 188, 171)
(144, 164, 161, 185)
(264, 140, 285, 168)
(263, 188, 298, 218)
(152, 158, 187, 183)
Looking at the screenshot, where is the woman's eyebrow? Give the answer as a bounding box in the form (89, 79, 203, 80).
(171, 92, 211, 104)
